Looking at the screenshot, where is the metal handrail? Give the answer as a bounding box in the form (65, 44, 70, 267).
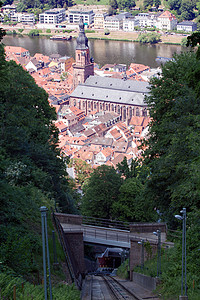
(82, 216, 130, 231)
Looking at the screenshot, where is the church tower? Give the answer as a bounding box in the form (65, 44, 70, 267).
(73, 17, 94, 89)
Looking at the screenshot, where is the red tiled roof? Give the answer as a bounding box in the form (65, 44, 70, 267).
(158, 10, 176, 20)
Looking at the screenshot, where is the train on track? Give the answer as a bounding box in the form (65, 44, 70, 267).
(97, 247, 128, 269)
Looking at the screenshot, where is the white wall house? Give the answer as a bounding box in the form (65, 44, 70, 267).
(177, 21, 197, 32)
(135, 13, 156, 28)
(10, 13, 35, 24)
(156, 11, 177, 30)
(68, 9, 95, 25)
(104, 15, 123, 31)
(94, 12, 108, 29)
(123, 17, 139, 31)
(39, 8, 66, 24)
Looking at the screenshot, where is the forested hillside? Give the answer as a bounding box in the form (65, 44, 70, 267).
(0, 24, 80, 298)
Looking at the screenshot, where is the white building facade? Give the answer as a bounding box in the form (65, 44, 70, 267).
(123, 17, 139, 31)
(156, 11, 177, 30)
(10, 13, 35, 24)
(68, 9, 95, 25)
(39, 8, 66, 24)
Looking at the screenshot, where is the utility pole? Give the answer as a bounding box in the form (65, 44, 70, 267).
(40, 206, 52, 300)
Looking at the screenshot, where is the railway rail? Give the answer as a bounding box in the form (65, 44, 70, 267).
(102, 275, 142, 300)
(81, 274, 143, 300)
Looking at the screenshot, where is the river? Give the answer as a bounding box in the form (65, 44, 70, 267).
(2, 35, 186, 68)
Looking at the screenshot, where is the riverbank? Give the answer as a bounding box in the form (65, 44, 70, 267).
(1, 24, 186, 45)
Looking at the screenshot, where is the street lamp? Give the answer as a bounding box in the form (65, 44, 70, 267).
(153, 229, 161, 278)
(175, 208, 188, 300)
(138, 240, 144, 270)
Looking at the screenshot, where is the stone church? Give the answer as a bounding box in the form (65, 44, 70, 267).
(70, 17, 149, 124)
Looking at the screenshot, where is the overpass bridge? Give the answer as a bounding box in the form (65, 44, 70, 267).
(52, 213, 173, 288)
(58, 214, 169, 249)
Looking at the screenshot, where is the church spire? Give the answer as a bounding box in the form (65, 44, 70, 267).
(76, 16, 88, 50)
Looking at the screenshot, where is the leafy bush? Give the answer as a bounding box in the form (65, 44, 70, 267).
(46, 29, 51, 33)
(63, 29, 73, 33)
(104, 28, 110, 35)
(6, 31, 13, 35)
(28, 29, 40, 36)
(136, 32, 161, 44)
(181, 37, 188, 47)
(117, 259, 129, 279)
(18, 29, 24, 33)
(85, 29, 95, 33)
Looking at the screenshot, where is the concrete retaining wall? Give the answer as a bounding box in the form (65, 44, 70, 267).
(132, 272, 159, 291)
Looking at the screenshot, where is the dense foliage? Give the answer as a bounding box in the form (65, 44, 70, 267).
(81, 160, 155, 221)
(81, 165, 123, 219)
(136, 32, 161, 44)
(0, 25, 77, 289)
(141, 50, 200, 225)
(2, 0, 74, 11)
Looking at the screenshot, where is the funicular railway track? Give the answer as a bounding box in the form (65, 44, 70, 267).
(102, 275, 142, 300)
(82, 274, 142, 300)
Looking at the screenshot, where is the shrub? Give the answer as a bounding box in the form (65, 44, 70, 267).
(46, 29, 51, 33)
(28, 29, 40, 37)
(136, 32, 161, 44)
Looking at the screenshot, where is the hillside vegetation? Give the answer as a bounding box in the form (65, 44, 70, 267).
(0, 25, 80, 298)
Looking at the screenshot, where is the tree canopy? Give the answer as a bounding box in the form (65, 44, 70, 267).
(81, 165, 122, 219)
(0, 40, 77, 276)
(141, 51, 200, 224)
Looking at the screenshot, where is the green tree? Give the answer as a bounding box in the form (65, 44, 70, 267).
(117, 157, 139, 179)
(154, 0, 161, 9)
(117, 0, 136, 9)
(181, 37, 187, 46)
(72, 158, 93, 187)
(28, 29, 40, 36)
(112, 177, 146, 222)
(81, 165, 122, 219)
(137, 32, 161, 44)
(143, 0, 153, 9)
(109, 0, 118, 9)
(168, 0, 181, 13)
(180, 0, 195, 20)
(141, 51, 200, 225)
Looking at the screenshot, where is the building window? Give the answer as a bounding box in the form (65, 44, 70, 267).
(136, 107, 140, 116)
(74, 100, 76, 106)
(129, 107, 132, 118)
(100, 103, 103, 110)
(106, 104, 108, 110)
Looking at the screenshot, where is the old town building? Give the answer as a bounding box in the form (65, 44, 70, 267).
(72, 17, 94, 89)
(71, 19, 149, 124)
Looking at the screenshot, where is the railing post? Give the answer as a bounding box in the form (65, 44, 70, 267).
(13, 285, 16, 300)
(22, 282, 24, 294)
